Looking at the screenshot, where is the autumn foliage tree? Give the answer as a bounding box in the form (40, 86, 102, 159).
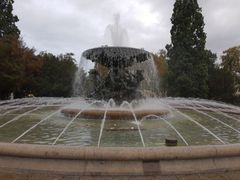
(221, 46, 240, 96)
(0, 36, 43, 99)
(221, 46, 240, 74)
(0, 0, 78, 99)
(153, 50, 168, 96)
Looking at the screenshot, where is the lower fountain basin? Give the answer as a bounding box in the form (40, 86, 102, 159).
(0, 97, 240, 147)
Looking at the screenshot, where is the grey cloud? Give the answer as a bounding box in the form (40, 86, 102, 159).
(200, 0, 240, 53)
(13, 0, 240, 62)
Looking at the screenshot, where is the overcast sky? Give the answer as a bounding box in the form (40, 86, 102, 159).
(13, 0, 240, 63)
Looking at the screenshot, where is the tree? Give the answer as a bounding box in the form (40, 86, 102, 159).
(0, 0, 20, 38)
(207, 48, 237, 104)
(35, 52, 77, 97)
(166, 0, 208, 98)
(208, 67, 235, 103)
(221, 46, 240, 73)
(221, 46, 240, 96)
(0, 36, 42, 99)
(153, 49, 168, 96)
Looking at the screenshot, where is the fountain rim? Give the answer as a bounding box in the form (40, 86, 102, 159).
(61, 108, 170, 120)
(0, 142, 240, 161)
(81, 46, 152, 63)
(82, 46, 152, 55)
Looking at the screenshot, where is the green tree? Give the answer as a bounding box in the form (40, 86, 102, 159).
(166, 0, 208, 98)
(207, 49, 237, 104)
(208, 67, 235, 103)
(35, 52, 77, 97)
(0, 0, 20, 38)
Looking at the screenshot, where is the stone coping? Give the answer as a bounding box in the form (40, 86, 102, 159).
(0, 143, 240, 161)
(61, 109, 169, 120)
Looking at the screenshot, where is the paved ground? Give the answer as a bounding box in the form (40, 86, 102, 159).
(1, 171, 240, 180)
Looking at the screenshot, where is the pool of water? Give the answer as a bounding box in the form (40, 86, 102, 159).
(0, 97, 239, 147)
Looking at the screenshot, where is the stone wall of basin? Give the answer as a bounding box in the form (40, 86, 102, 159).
(1, 143, 240, 179)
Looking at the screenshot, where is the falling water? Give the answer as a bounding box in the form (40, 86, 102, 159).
(159, 99, 225, 144)
(129, 55, 160, 97)
(97, 99, 115, 147)
(1, 97, 240, 146)
(191, 101, 240, 123)
(121, 101, 145, 147)
(0, 106, 42, 128)
(12, 107, 63, 143)
(52, 101, 97, 145)
(0, 106, 25, 116)
(140, 114, 189, 146)
(73, 56, 94, 96)
(180, 101, 240, 135)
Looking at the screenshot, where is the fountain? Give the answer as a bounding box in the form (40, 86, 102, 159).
(0, 14, 239, 147)
(67, 14, 168, 120)
(62, 46, 170, 121)
(1, 15, 240, 179)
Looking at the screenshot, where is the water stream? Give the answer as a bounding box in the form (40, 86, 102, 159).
(159, 99, 225, 144)
(121, 101, 145, 147)
(98, 99, 115, 147)
(52, 101, 98, 145)
(0, 98, 239, 146)
(180, 101, 240, 135)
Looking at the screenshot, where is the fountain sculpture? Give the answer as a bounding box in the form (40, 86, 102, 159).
(82, 46, 151, 103)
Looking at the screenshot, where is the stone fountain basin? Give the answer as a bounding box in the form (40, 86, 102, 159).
(61, 108, 169, 120)
(82, 46, 151, 68)
(1, 143, 240, 179)
(1, 98, 240, 178)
